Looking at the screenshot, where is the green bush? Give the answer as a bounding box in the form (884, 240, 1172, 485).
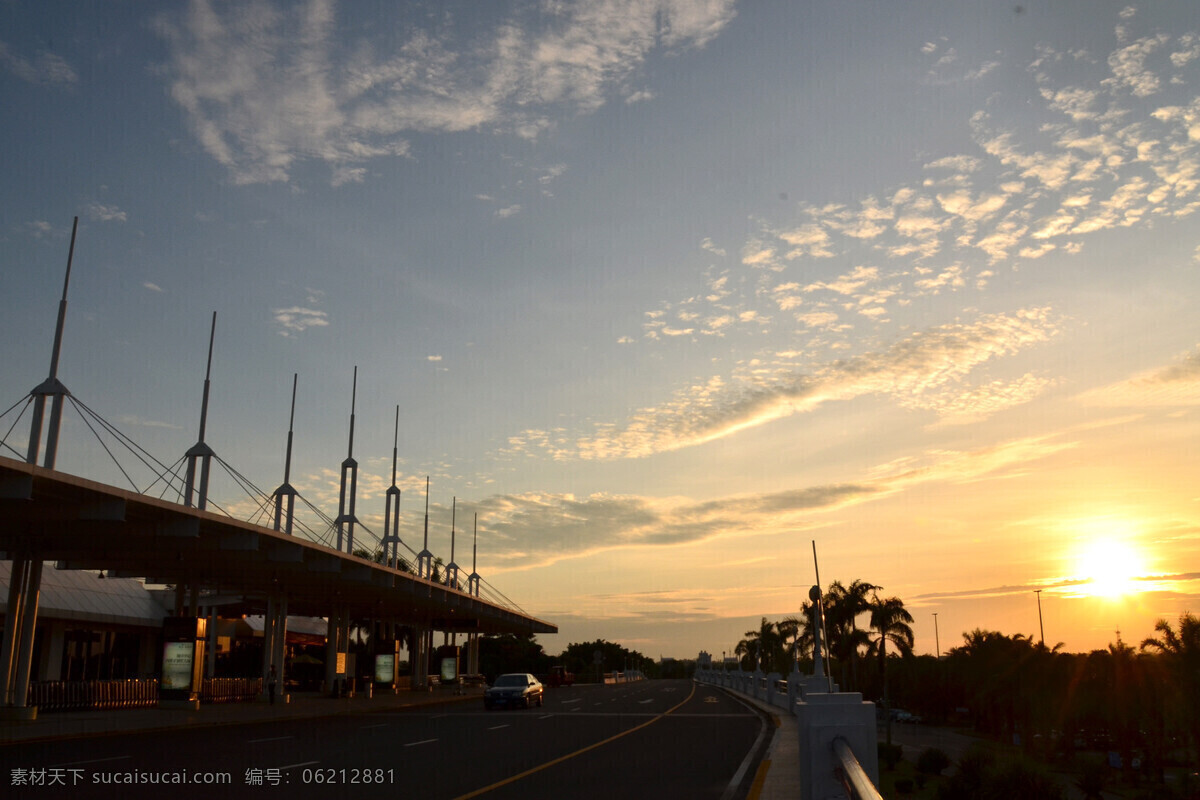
(879, 742, 904, 770)
(917, 747, 952, 776)
(935, 748, 1064, 800)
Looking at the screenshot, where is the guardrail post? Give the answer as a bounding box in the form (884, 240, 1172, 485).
(794, 691, 878, 800)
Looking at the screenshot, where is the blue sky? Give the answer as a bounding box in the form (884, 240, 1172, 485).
(3, 0, 1200, 659)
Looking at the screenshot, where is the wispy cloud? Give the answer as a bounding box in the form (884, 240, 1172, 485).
(510, 309, 1058, 461)
(156, 0, 737, 185)
(470, 431, 1075, 571)
(1077, 346, 1200, 407)
(117, 414, 182, 431)
(0, 41, 77, 86)
(273, 306, 329, 336)
(634, 12, 1200, 361)
(84, 202, 128, 223)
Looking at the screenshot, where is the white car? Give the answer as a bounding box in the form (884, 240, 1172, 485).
(484, 673, 544, 710)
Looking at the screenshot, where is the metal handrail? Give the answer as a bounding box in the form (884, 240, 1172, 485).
(833, 736, 884, 800)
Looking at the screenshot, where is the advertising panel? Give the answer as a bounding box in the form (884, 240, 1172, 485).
(162, 641, 195, 691)
(374, 654, 395, 684)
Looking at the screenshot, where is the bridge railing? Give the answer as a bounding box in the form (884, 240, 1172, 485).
(695, 668, 881, 800)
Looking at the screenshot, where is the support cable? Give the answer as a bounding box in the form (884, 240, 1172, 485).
(0, 397, 33, 458)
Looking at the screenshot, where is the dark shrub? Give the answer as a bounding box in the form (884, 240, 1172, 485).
(917, 747, 952, 776)
(878, 742, 904, 770)
(936, 748, 1064, 800)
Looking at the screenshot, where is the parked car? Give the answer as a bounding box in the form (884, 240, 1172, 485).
(484, 673, 544, 710)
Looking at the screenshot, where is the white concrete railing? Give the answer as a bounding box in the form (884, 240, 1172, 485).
(695, 668, 881, 800)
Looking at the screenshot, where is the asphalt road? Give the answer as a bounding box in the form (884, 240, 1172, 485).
(1, 680, 766, 799)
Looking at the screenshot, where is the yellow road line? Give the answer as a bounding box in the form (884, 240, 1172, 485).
(452, 683, 697, 800)
(746, 759, 771, 800)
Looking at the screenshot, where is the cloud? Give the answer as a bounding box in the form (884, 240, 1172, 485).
(117, 415, 182, 431)
(0, 42, 77, 86)
(83, 202, 128, 223)
(273, 306, 329, 336)
(1103, 33, 1171, 97)
(473, 483, 878, 571)
(494, 204, 522, 219)
(1076, 346, 1200, 407)
(524, 309, 1059, 461)
(475, 430, 1078, 571)
(157, 0, 738, 184)
(25, 221, 54, 239)
(143, 282, 164, 293)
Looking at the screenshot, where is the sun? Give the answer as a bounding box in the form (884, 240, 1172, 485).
(1075, 539, 1145, 598)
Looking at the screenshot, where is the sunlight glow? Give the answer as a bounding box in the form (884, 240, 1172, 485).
(1074, 539, 1146, 598)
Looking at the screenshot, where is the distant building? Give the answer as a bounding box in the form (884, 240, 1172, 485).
(0, 561, 330, 685)
(0, 561, 168, 681)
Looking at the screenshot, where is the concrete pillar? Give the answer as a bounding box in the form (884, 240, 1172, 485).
(42, 621, 65, 681)
(273, 596, 288, 701)
(412, 626, 427, 690)
(12, 559, 43, 712)
(0, 557, 29, 705)
(324, 606, 340, 694)
(262, 594, 277, 700)
(795, 692, 878, 800)
(206, 607, 218, 678)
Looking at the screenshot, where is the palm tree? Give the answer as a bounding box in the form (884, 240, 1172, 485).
(1141, 612, 1200, 765)
(735, 617, 796, 674)
(868, 592, 914, 745)
(825, 579, 877, 690)
(776, 616, 802, 672)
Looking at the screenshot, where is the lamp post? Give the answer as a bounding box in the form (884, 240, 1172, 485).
(1034, 589, 1045, 647)
(933, 612, 940, 660)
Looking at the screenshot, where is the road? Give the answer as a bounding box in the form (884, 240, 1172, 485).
(1, 680, 767, 799)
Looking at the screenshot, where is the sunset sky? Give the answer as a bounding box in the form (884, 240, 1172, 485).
(2, 0, 1199, 661)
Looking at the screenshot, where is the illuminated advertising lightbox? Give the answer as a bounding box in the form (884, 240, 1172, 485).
(440, 657, 458, 683)
(162, 641, 195, 691)
(374, 654, 395, 684)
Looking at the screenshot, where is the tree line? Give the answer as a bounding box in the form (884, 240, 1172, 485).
(731, 579, 1200, 782)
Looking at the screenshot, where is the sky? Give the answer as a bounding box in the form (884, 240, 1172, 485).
(2, 0, 1200, 661)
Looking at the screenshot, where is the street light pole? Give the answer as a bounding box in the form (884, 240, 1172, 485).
(933, 612, 940, 660)
(1034, 589, 1045, 647)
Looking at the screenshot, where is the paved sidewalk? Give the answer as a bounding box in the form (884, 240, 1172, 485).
(716, 690, 801, 800)
(0, 686, 483, 746)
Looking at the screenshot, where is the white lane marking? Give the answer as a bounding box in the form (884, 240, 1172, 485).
(52, 756, 130, 767)
(488, 724, 510, 731)
(638, 699, 655, 704)
(404, 739, 438, 748)
(248, 735, 294, 743)
(538, 714, 554, 720)
(562, 698, 581, 705)
(278, 761, 320, 770)
(360, 723, 388, 730)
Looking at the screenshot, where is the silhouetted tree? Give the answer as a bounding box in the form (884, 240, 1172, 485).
(826, 579, 878, 690)
(868, 592, 914, 745)
(1141, 612, 1200, 767)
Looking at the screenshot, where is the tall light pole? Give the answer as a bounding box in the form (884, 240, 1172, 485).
(1034, 589, 1045, 647)
(933, 612, 940, 660)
